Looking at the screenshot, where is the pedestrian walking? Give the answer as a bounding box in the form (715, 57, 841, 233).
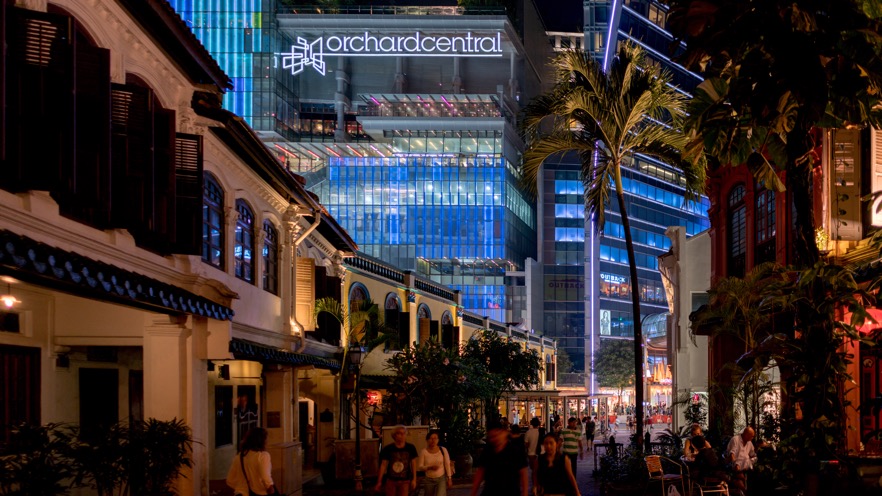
(560, 417, 584, 476)
(584, 416, 596, 452)
(417, 430, 452, 496)
(226, 427, 276, 496)
(375, 425, 418, 496)
(469, 420, 528, 496)
(534, 433, 581, 496)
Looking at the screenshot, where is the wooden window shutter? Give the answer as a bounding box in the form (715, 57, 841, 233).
(429, 320, 440, 342)
(110, 83, 153, 229)
(441, 324, 454, 349)
(67, 40, 111, 226)
(3, 8, 73, 193)
(397, 312, 410, 349)
(419, 318, 431, 345)
(145, 108, 176, 252)
(295, 258, 315, 331)
(173, 133, 203, 255)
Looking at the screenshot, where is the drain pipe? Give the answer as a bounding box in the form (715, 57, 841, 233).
(287, 204, 322, 352)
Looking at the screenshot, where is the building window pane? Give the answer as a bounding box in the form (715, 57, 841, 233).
(262, 220, 278, 294)
(728, 185, 746, 277)
(202, 174, 224, 269)
(235, 200, 255, 283)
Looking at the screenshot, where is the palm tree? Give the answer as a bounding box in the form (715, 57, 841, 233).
(520, 42, 706, 443)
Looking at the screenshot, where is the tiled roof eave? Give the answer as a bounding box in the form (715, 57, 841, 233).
(0, 229, 234, 321)
(229, 338, 341, 371)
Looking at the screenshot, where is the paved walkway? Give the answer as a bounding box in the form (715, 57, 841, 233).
(303, 427, 673, 496)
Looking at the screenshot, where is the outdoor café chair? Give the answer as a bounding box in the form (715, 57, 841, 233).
(645, 454, 687, 496)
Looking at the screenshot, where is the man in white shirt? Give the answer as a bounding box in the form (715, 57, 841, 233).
(726, 426, 757, 496)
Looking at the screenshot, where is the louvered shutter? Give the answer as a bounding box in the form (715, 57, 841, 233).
(68, 40, 111, 226)
(441, 324, 454, 349)
(174, 134, 203, 254)
(110, 83, 153, 229)
(296, 258, 315, 330)
(829, 129, 862, 240)
(869, 128, 882, 227)
(429, 320, 440, 342)
(419, 318, 431, 345)
(3, 8, 73, 193)
(147, 108, 176, 252)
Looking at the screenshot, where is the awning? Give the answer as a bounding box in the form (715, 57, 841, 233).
(229, 338, 341, 371)
(0, 229, 234, 321)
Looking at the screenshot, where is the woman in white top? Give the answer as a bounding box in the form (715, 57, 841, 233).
(226, 427, 276, 496)
(418, 431, 453, 496)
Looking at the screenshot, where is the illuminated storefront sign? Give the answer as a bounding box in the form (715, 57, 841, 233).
(281, 31, 504, 75)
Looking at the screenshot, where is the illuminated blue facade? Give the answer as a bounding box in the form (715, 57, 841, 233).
(169, 1, 545, 322)
(533, 1, 708, 389)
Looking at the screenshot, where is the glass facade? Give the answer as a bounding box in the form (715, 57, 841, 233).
(571, 0, 708, 392)
(311, 154, 534, 322)
(170, 1, 538, 321)
(168, 0, 300, 138)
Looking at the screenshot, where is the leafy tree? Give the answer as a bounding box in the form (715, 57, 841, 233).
(555, 347, 574, 382)
(385, 340, 487, 454)
(691, 263, 788, 429)
(738, 261, 877, 492)
(521, 42, 705, 443)
(592, 339, 635, 409)
(665, 0, 882, 266)
(460, 330, 543, 421)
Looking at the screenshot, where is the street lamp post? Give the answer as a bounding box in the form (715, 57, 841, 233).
(349, 344, 366, 491)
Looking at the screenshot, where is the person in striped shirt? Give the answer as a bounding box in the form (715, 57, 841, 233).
(560, 417, 584, 475)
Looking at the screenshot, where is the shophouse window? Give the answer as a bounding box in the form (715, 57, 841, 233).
(262, 221, 279, 294)
(235, 200, 255, 283)
(202, 174, 225, 268)
(728, 185, 747, 278)
(755, 189, 776, 265)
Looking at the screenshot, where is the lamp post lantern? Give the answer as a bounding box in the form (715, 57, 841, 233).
(349, 343, 366, 490)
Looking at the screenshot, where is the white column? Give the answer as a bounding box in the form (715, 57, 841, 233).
(144, 314, 208, 495)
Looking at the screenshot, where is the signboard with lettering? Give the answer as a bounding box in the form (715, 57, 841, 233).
(280, 31, 504, 75)
(544, 275, 584, 301)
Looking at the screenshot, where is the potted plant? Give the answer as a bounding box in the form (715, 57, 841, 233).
(598, 446, 648, 495)
(127, 418, 193, 495)
(0, 422, 79, 496)
(440, 412, 485, 477)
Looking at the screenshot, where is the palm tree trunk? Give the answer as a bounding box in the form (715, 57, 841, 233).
(614, 181, 644, 446)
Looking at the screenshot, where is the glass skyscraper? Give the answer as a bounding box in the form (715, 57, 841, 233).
(168, 1, 548, 322)
(535, 1, 709, 390)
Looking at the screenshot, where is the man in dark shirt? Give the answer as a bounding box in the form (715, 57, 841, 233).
(375, 425, 418, 496)
(469, 420, 529, 496)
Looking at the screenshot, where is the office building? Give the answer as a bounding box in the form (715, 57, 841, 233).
(527, 1, 710, 393)
(169, 1, 551, 322)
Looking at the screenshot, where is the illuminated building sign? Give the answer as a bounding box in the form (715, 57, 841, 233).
(281, 31, 504, 75)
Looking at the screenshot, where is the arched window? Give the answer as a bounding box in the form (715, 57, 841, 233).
(417, 304, 431, 320)
(385, 293, 401, 311)
(262, 220, 279, 294)
(234, 200, 255, 283)
(349, 283, 369, 311)
(202, 174, 224, 268)
(727, 185, 746, 278)
(755, 189, 776, 264)
(441, 311, 453, 326)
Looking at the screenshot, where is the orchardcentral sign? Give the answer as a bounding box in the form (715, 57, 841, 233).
(281, 31, 503, 76)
